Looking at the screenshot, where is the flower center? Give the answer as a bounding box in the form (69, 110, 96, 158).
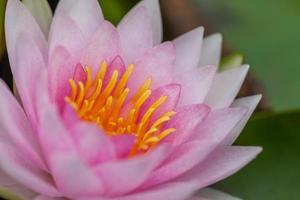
(65, 61, 176, 155)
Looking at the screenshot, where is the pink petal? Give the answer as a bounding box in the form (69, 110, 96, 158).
(56, 0, 104, 39)
(49, 152, 104, 198)
(48, 46, 77, 107)
(36, 71, 74, 157)
(191, 108, 247, 142)
(34, 196, 65, 200)
(110, 135, 135, 158)
(0, 81, 47, 171)
(5, 0, 47, 65)
(12, 33, 46, 124)
(173, 27, 204, 75)
(128, 42, 175, 93)
(221, 95, 262, 145)
(197, 188, 241, 200)
(121, 182, 197, 200)
(81, 182, 197, 200)
(144, 140, 216, 188)
(163, 104, 210, 146)
(103, 56, 126, 86)
(167, 108, 248, 187)
(81, 21, 121, 73)
(71, 122, 116, 165)
(204, 65, 249, 109)
(0, 142, 59, 196)
(47, 12, 87, 107)
(139, 84, 181, 123)
(175, 146, 262, 188)
(0, 170, 36, 200)
(188, 197, 207, 200)
(175, 65, 217, 106)
(145, 108, 247, 188)
(62, 104, 81, 128)
(37, 90, 104, 197)
(118, 6, 153, 64)
(48, 11, 85, 60)
(129, 0, 162, 45)
(199, 33, 222, 67)
(93, 144, 170, 196)
(23, 0, 53, 38)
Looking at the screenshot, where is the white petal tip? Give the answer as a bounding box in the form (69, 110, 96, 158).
(194, 26, 205, 34)
(137, 0, 162, 44)
(249, 146, 263, 157)
(241, 64, 250, 70)
(206, 33, 223, 42)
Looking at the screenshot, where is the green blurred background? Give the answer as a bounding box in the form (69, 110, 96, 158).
(0, 0, 299, 199)
(195, 0, 300, 111)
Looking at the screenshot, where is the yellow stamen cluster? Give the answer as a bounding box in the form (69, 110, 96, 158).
(65, 61, 176, 155)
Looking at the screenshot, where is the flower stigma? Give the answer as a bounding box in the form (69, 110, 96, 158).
(65, 61, 176, 156)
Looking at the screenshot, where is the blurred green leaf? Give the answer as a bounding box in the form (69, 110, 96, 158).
(98, 0, 137, 25)
(220, 53, 244, 72)
(194, 0, 300, 110)
(216, 110, 300, 200)
(0, 0, 6, 59)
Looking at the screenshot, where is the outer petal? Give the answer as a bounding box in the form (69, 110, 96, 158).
(56, 0, 104, 39)
(93, 144, 170, 196)
(0, 170, 36, 200)
(175, 146, 262, 188)
(197, 188, 241, 200)
(47, 11, 86, 105)
(221, 95, 262, 145)
(23, 0, 53, 37)
(120, 182, 196, 200)
(144, 140, 215, 188)
(81, 182, 197, 200)
(48, 11, 85, 60)
(37, 83, 104, 198)
(81, 21, 121, 73)
(191, 108, 247, 142)
(128, 42, 175, 92)
(164, 104, 210, 146)
(12, 33, 46, 124)
(0, 81, 46, 171)
(34, 196, 66, 200)
(173, 27, 204, 75)
(0, 142, 59, 196)
(118, 6, 153, 64)
(5, 0, 47, 64)
(199, 33, 222, 67)
(5, 0, 47, 122)
(188, 197, 207, 200)
(129, 0, 162, 45)
(71, 123, 116, 165)
(175, 65, 217, 106)
(144, 109, 245, 188)
(49, 152, 104, 198)
(204, 65, 249, 109)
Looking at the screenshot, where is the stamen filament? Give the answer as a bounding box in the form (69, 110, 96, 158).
(65, 61, 176, 156)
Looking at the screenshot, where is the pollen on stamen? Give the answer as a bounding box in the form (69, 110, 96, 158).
(65, 61, 176, 155)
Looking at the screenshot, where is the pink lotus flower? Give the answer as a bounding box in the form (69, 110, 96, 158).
(1, 0, 262, 199)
